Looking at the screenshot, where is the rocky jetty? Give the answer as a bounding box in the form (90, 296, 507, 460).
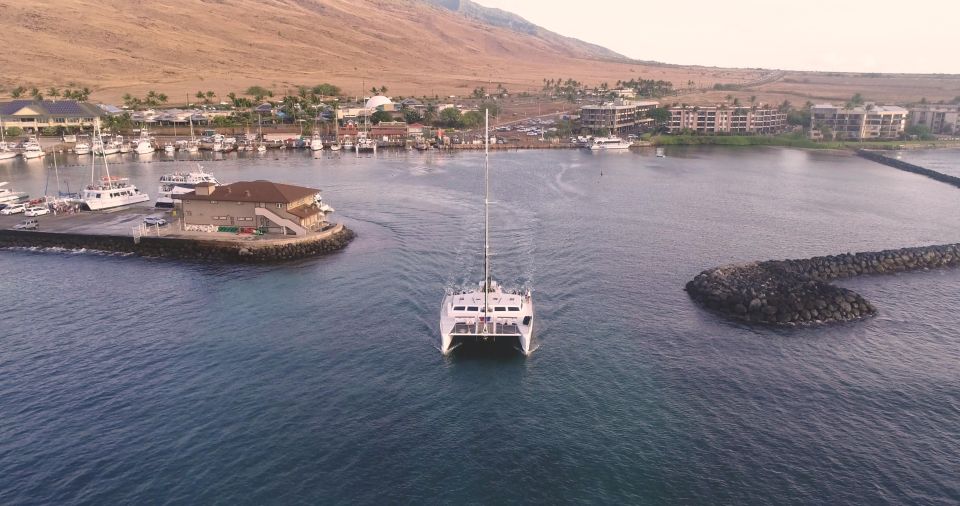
(857, 150, 960, 189)
(686, 243, 960, 325)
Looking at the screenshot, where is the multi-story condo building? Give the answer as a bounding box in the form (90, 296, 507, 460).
(907, 104, 960, 135)
(579, 100, 659, 135)
(810, 103, 907, 140)
(667, 106, 787, 134)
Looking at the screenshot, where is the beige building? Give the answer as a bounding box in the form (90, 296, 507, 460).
(180, 181, 330, 236)
(0, 100, 102, 132)
(810, 103, 907, 140)
(668, 106, 787, 134)
(579, 100, 659, 135)
(908, 104, 960, 135)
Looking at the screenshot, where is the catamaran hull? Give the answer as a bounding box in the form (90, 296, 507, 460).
(82, 194, 151, 211)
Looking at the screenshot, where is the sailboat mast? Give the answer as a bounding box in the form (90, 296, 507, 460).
(483, 109, 490, 326)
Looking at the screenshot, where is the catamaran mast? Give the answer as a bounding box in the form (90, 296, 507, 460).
(483, 109, 490, 329)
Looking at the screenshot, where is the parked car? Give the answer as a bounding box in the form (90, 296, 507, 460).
(0, 203, 27, 215)
(24, 206, 50, 217)
(13, 218, 39, 230)
(143, 216, 167, 226)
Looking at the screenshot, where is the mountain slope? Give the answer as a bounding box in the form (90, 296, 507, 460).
(422, 0, 627, 61)
(0, 0, 763, 102)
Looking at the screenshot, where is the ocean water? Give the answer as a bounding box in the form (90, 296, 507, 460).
(1, 146, 959, 504)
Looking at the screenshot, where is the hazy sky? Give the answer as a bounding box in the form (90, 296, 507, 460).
(473, 0, 957, 74)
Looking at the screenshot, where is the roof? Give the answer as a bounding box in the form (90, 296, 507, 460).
(286, 204, 323, 219)
(0, 100, 101, 117)
(180, 180, 319, 204)
(365, 95, 393, 110)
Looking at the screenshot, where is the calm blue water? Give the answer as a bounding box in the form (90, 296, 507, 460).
(2, 147, 960, 504)
(898, 147, 960, 178)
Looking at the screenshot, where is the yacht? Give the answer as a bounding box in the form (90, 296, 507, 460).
(439, 111, 534, 355)
(0, 182, 29, 205)
(74, 141, 92, 155)
(134, 131, 155, 155)
(310, 132, 324, 151)
(155, 166, 219, 208)
(341, 135, 354, 151)
(0, 120, 17, 160)
(329, 142, 341, 152)
(656, 147, 666, 158)
(81, 121, 150, 210)
(163, 144, 175, 154)
(94, 136, 122, 155)
(22, 138, 45, 159)
(0, 143, 17, 161)
(588, 136, 631, 150)
(355, 131, 376, 153)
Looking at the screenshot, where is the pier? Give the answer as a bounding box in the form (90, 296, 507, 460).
(0, 208, 354, 262)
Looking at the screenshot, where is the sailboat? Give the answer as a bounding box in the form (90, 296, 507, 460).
(134, 126, 155, 155)
(1, 117, 19, 160)
(356, 110, 376, 153)
(439, 111, 534, 355)
(329, 110, 342, 151)
(80, 120, 151, 210)
(186, 114, 200, 153)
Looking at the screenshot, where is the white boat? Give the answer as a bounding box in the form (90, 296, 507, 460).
(355, 132, 376, 153)
(310, 133, 324, 151)
(95, 136, 122, 155)
(0, 119, 18, 160)
(440, 111, 534, 355)
(588, 136, 631, 150)
(74, 141, 92, 155)
(155, 166, 219, 208)
(22, 138, 45, 159)
(329, 142, 341, 152)
(0, 182, 29, 204)
(656, 147, 666, 158)
(256, 143, 266, 153)
(118, 138, 131, 154)
(81, 121, 150, 210)
(164, 144, 175, 154)
(134, 132, 155, 155)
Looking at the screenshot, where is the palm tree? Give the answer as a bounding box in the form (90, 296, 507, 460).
(30, 87, 43, 101)
(47, 87, 60, 100)
(205, 90, 216, 104)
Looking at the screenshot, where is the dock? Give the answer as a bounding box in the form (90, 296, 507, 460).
(0, 208, 354, 261)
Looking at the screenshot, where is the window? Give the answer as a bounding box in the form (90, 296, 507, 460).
(276, 203, 283, 208)
(453, 306, 466, 311)
(508, 307, 520, 311)
(495, 307, 507, 312)
(466, 306, 478, 312)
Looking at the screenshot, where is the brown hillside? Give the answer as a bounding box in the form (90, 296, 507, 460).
(0, 0, 957, 106)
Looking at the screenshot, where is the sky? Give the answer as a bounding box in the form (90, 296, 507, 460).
(472, 0, 957, 74)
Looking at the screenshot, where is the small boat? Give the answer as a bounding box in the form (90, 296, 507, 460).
(164, 144, 175, 154)
(22, 138, 45, 159)
(310, 133, 324, 151)
(134, 133, 155, 155)
(656, 147, 666, 158)
(0, 182, 29, 204)
(74, 141, 92, 155)
(329, 142, 342, 152)
(0, 120, 18, 160)
(588, 136, 631, 150)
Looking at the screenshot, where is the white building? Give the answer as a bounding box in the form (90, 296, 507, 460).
(908, 104, 960, 135)
(811, 103, 907, 140)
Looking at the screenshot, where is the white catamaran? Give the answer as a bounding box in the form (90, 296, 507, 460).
(439, 111, 534, 355)
(81, 120, 150, 210)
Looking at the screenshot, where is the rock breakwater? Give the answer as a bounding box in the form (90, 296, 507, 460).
(686, 243, 960, 325)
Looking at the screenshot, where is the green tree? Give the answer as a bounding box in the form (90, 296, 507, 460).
(403, 109, 422, 124)
(370, 110, 391, 125)
(439, 107, 462, 128)
(312, 83, 341, 97)
(461, 110, 483, 128)
(478, 101, 500, 118)
(4, 126, 23, 137)
(472, 86, 486, 99)
(246, 86, 271, 102)
(47, 87, 60, 100)
(847, 93, 865, 107)
(206, 90, 216, 103)
(11, 86, 26, 98)
(30, 87, 43, 101)
(906, 124, 934, 140)
(646, 107, 671, 126)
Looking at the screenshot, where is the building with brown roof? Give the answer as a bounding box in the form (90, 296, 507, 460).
(179, 180, 331, 236)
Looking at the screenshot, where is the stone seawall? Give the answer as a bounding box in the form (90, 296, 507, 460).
(686, 243, 960, 325)
(0, 225, 355, 262)
(857, 150, 960, 189)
